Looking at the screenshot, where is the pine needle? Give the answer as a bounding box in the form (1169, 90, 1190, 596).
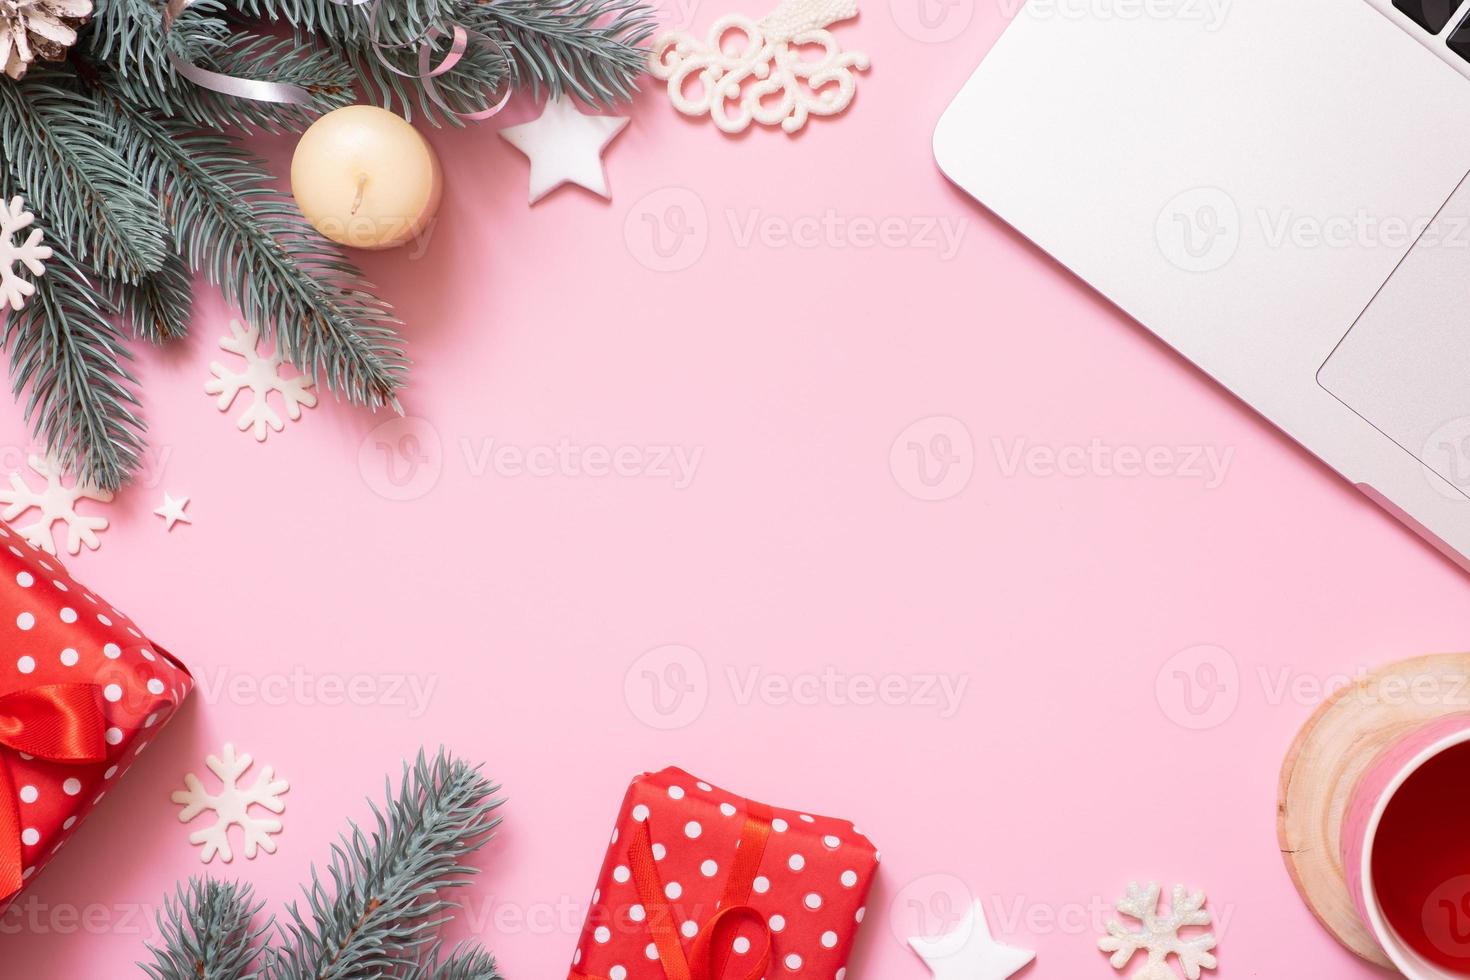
(0, 0, 656, 484)
(0, 72, 169, 283)
(469, 0, 655, 106)
(109, 251, 195, 344)
(89, 0, 230, 90)
(402, 944, 505, 980)
(109, 95, 410, 412)
(231, 0, 651, 118)
(140, 751, 503, 980)
(141, 879, 272, 980)
(0, 183, 145, 493)
(230, 0, 507, 125)
(108, 31, 358, 133)
(263, 749, 504, 980)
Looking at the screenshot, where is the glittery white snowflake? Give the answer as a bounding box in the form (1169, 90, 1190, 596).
(204, 319, 317, 441)
(1099, 882, 1218, 980)
(0, 454, 111, 555)
(0, 196, 51, 311)
(172, 743, 289, 863)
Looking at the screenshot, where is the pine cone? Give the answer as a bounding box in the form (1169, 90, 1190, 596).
(0, 0, 93, 80)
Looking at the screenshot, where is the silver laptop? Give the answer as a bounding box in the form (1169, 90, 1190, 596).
(936, 0, 1470, 571)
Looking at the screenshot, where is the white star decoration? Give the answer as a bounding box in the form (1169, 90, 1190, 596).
(154, 492, 191, 531)
(910, 900, 1035, 980)
(499, 95, 629, 204)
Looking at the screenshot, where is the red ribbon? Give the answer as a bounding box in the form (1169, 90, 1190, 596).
(576, 799, 776, 980)
(0, 684, 107, 898)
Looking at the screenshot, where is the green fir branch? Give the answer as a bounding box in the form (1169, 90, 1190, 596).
(468, 0, 655, 106)
(263, 750, 504, 980)
(107, 32, 357, 133)
(140, 752, 502, 980)
(226, 0, 385, 41)
(226, 0, 482, 48)
(88, 0, 230, 90)
(0, 202, 145, 493)
(224, 0, 654, 119)
(227, 0, 508, 124)
(109, 251, 194, 344)
(401, 944, 504, 980)
(108, 95, 410, 411)
(0, 0, 656, 483)
(0, 72, 168, 283)
(141, 879, 272, 980)
(345, 27, 510, 125)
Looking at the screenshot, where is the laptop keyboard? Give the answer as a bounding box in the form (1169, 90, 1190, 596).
(1395, 0, 1461, 33)
(1451, 12, 1470, 59)
(1394, 0, 1470, 63)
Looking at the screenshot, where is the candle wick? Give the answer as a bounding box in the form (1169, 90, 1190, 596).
(350, 174, 367, 216)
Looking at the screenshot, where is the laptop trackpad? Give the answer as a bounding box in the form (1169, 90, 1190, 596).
(1319, 174, 1470, 499)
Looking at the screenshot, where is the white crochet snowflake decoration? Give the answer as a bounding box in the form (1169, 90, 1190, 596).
(650, 0, 869, 134)
(1099, 882, 1218, 980)
(204, 319, 317, 441)
(0, 196, 51, 311)
(0, 454, 111, 555)
(172, 743, 289, 863)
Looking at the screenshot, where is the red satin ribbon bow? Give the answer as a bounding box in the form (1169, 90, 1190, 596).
(579, 799, 777, 980)
(0, 684, 107, 898)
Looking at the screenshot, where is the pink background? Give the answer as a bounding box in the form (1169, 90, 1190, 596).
(4, 1, 1469, 975)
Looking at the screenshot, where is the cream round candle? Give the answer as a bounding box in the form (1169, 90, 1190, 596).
(290, 105, 442, 250)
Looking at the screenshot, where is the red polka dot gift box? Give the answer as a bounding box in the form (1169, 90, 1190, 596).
(0, 522, 192, 913)
(569, 767, 879, 980)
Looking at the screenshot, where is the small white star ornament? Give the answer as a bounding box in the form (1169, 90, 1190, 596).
(154, 492, 191, 531)
(499, 95, 629, 204)
(910, 899, 1035, 980)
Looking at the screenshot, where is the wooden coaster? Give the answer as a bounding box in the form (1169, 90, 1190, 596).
(1278, 652, 1470, 967)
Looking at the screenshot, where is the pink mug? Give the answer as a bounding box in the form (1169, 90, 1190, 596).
(1343, 715, 1470, 978)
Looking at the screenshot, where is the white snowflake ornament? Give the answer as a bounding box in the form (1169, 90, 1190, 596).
(650, 0, 870, 134)
(0, 196, 50, 311)
(1099, 882, 1218, 980)
(0, 454, 111, 555)
(204, 319, 317, 441)
(173, 743, 289, 863)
